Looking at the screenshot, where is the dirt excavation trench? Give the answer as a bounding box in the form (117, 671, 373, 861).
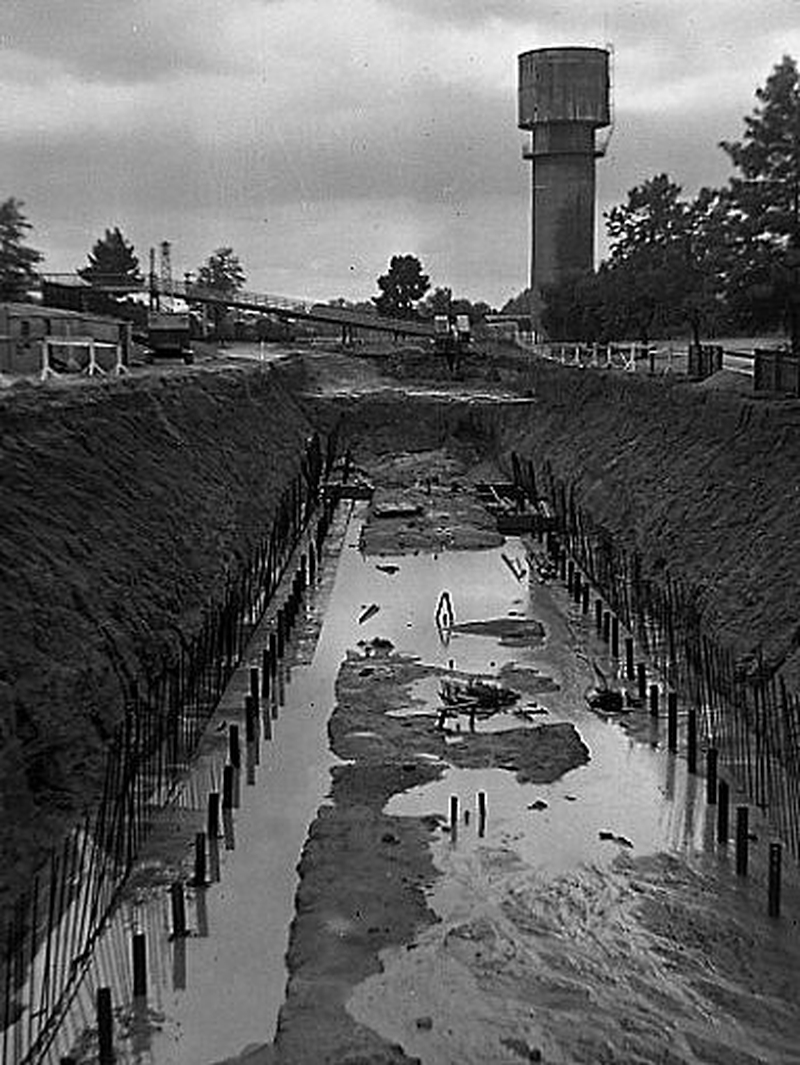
(5, 355, 800, 1065)
(61, 441, 799, 1064)
(264, 446, 800, 1065)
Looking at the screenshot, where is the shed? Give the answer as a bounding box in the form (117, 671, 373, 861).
(0, 302, 129, 376)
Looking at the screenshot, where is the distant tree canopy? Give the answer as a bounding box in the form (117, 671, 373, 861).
(196, 247, 246, 293)
(0, 197, 42, 302)
(721, 54, 800, 341)
(415, 285, 496, 326)
(373, 255, 430, 318)
(79, 227, 142, 287)
(193, 247, 246, 339)
(517, 54, 800, 347)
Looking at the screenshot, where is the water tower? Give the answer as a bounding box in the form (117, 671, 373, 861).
(518, 47, 611, 297)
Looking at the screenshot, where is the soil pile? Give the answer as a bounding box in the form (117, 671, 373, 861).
(274, 648, 589, 1063)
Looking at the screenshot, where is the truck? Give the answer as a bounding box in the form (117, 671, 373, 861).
(146, 311, 193, 364)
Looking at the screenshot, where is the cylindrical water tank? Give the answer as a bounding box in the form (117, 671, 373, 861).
(517, 46, 611, 296)
(518, 47, 610, 130)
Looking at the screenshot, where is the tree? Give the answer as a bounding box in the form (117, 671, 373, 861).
(196, 247, 246, 294)
(603, 174, 726, 343)
(539, 272, 609, 342)
(372, 255, 430, 318)
(421, 286, 453, 316)
(79, 227, 142, 287)
(721, 54, 800, 347)
(535, 174, 732, 344)
(194, 247, 246, 338)
(0, 197, 43, 302)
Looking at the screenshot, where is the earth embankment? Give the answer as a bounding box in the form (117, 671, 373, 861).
(0, 366, 312, 908)
(308, 350, 800, 686)
(3, 350, 798, 912)
(493, 361, 800, 682)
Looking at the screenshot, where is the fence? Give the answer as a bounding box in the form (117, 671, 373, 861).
(1, 425, 341, 1065)
(532, 342, 647, 372)
(510, 450, 800, 866)
(753, 350, 800, 396)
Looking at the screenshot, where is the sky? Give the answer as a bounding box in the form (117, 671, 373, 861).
(2, 0, 800, 308)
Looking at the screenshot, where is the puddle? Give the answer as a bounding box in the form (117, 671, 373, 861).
(41, 521, 726, 1064)
(386, 752, 707, 881)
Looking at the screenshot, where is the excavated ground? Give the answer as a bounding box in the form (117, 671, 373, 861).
(3, 344, 800, 1061)
(264, 413, 800, 1064)
(299, 343, 800, 684)
(0, 365, 314, 916)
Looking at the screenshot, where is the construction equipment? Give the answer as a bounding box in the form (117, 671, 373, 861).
(433, 313, 471, 369)
(146, 311, 193, 364)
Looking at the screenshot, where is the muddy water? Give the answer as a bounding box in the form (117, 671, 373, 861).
(48, 510, 787, 1063)
(45, 508, 361, 1065)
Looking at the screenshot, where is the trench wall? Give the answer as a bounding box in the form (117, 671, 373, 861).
(4, 357, 799, 904)
(0, 367, 313, 904)
(324, 366, 800, 690)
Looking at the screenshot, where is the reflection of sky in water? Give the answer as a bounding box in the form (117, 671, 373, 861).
(368, 535, 710, 878)
(43, 509, 709, 1064)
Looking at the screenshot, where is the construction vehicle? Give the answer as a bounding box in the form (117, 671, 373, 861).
(433, 313, 471, 370)
(146, 311, 193, 364)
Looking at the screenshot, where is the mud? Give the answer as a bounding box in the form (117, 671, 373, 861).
(346, 846, 800, 1065)
(273, 647, 589, 1064)
(358, 449, 503, 555)
(5, 345, 800, 1062)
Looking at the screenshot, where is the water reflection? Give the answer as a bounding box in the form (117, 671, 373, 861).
(172, 938, 187, 992)
(46, 520, 720, 1065)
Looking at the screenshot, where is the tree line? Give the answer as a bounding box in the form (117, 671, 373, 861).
(4, 53, 797, 344)
(0, 208, 493, 331)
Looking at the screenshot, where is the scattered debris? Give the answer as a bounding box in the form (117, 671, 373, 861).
(586, 660, 626, 714)
(373, 501, 422, 519)
(435, 589, 455, 629)
(501, 1035, 543, 1062)
(534, 556, 558, 582)
(358, 603, 381, 625)
(439, 676, 520, 712)
(527, 799, 548, 811)
(501, 553, 527, 581)
(513, 705, 549, 721)
(599, 831, 634, 848)
(586, 688, 625, 714)
(357, 636, 394, 656)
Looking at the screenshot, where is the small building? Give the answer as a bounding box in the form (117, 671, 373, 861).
(484, 314, 537, 345)
(0, 302, 129, 376)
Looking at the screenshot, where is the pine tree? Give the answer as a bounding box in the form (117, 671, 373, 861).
(373, 255, 430, 319)
(196, 247, 246, 293)
(194, 248, 246, 337)
(721, 55, 800, 344)
(0, 198, 43, 302)
(79, 227, 142, 287)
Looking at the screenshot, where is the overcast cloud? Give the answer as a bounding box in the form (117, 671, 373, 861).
(2, 0, 800, 305)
